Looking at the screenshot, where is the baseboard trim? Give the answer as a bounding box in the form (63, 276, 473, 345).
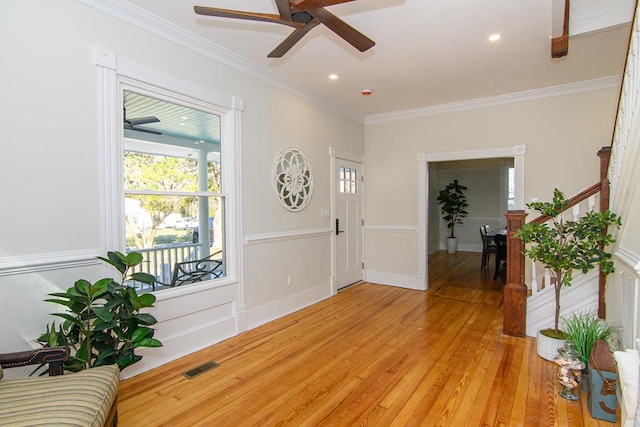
(247, 282, 332, 329)
(364, 270, 425, 291)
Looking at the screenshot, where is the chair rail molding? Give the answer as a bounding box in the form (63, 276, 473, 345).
(0, 249, 102, 277)
(364, 225, 418, 233)
(616, 246, 640, 276)
(244, 227, 332, 246)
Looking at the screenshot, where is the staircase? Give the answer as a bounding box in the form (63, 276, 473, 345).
(523, 191, 606, 336)
(504, 0, 640, 337)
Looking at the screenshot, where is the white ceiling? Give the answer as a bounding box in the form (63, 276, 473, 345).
(92, 0, 634, 121)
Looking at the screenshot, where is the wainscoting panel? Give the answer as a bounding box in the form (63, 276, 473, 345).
(615, 247, 640, 348)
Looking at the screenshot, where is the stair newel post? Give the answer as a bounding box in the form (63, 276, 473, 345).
(504, 210, 528, 337)
(597, 147, 611, 318)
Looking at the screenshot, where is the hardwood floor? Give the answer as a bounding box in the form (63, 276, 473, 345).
(118, 251, 619, 426)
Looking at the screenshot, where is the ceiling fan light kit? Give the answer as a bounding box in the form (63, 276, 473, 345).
(194, 0, 375, 57)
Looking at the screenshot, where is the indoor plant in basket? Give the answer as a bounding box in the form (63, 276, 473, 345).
(436, 179, 469, 254)
(516, 189, 620, 361)
(37, 251, 162, 372)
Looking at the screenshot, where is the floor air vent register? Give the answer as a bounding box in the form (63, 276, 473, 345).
(182, 361, 220, 379)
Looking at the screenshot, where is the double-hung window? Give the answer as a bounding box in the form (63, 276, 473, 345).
(122, 90, 225, 291)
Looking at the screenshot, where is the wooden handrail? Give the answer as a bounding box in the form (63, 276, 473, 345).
(502, 147, 611, 336)
(529, 182, 600, 224)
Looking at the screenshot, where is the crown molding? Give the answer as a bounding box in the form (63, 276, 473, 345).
(77, 0, 364, 124)
(76, 0, 626, 128)
(365, 76, 622, 125)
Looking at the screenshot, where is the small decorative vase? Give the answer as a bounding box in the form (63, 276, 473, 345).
(554, 342, 586, 401)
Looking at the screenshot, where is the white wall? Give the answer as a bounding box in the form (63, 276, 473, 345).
(0, 0, 363, 377)
(432, 160, 510, 252)
(364, 87, 620, 285)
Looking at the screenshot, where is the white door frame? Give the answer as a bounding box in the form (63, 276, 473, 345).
(330, 147, 364, 295)
(417, 145, 526, 290)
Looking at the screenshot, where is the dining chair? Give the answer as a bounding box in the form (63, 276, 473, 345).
(493, 233, 507, 280)
(480, 225, 496, 270)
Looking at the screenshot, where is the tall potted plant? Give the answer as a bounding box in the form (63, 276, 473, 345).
(437, 179, 469, 254)
(516, 189, 620, 360)
(37, 251, 162, 372)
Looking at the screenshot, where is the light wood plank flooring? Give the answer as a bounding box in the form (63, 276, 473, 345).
(118, 251, 619, 426)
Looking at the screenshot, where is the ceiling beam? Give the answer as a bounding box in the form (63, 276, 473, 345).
(551, 0, 570, 58)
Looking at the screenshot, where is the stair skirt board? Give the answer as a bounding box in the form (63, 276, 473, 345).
(526, 271, 599, 337)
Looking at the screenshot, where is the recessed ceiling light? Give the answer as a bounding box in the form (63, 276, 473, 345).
(329, 74, 338, 80)
(488, 33, 501, 42)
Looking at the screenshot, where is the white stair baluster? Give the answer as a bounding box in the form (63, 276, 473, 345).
(531, 258, 538, 295)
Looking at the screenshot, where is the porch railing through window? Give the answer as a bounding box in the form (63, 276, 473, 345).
(127, 243, 204, 291)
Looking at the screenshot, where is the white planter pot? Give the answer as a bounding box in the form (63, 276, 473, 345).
(446, 237, 458, 254)
(536, 330, 566, 361)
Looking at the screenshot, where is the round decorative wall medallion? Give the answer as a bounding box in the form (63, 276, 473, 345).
(272, 148, 313, 211)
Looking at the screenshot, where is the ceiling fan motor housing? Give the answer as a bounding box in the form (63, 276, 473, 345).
(292, 11, 313, 23)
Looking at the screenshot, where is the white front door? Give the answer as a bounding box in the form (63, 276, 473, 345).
(336, 159, 363, 289)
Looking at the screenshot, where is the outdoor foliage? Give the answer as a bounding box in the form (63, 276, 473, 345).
(561, 311, 619, 367)
(436, 179, 469, 238)
(37, 251, 162, 372)
(124, 152, 221, 249)
(515, 189, 621, 332)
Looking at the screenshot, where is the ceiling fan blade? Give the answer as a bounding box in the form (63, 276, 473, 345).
(134, 127, 163, 135)
(292, 0, 355, 11)
(194, 6, 304, 28)
(268, 19, 320, 58)
(310, 8, 374, 52)
(124, 123, 163, 135)
(127, 116, 160, 126)
(275, 0, 292, 21)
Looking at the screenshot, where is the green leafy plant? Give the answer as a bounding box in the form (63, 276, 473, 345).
(561, 311, 619, 367)
(38, 251, 162, 372)
(436, 179, 469, 238)
(515, 189, 621, 334)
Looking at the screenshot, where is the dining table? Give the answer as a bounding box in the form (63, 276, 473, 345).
(485, 228, 507, 242)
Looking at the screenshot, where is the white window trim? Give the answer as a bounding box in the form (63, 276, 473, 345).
(94, 48, 244, 303)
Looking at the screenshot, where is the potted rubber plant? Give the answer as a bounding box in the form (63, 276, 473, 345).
(515, 189, 620, 360)
(437, 179, 469, 254)
(37, 251, 162, 372)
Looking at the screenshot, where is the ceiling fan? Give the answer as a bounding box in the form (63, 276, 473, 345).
(194, 0, 375, 58)
(123, 108, 162, 135)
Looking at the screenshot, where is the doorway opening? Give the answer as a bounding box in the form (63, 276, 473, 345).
(417, 146, 526, 290)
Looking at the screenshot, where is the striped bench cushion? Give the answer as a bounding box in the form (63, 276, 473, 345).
(0, 365, 119, 427)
